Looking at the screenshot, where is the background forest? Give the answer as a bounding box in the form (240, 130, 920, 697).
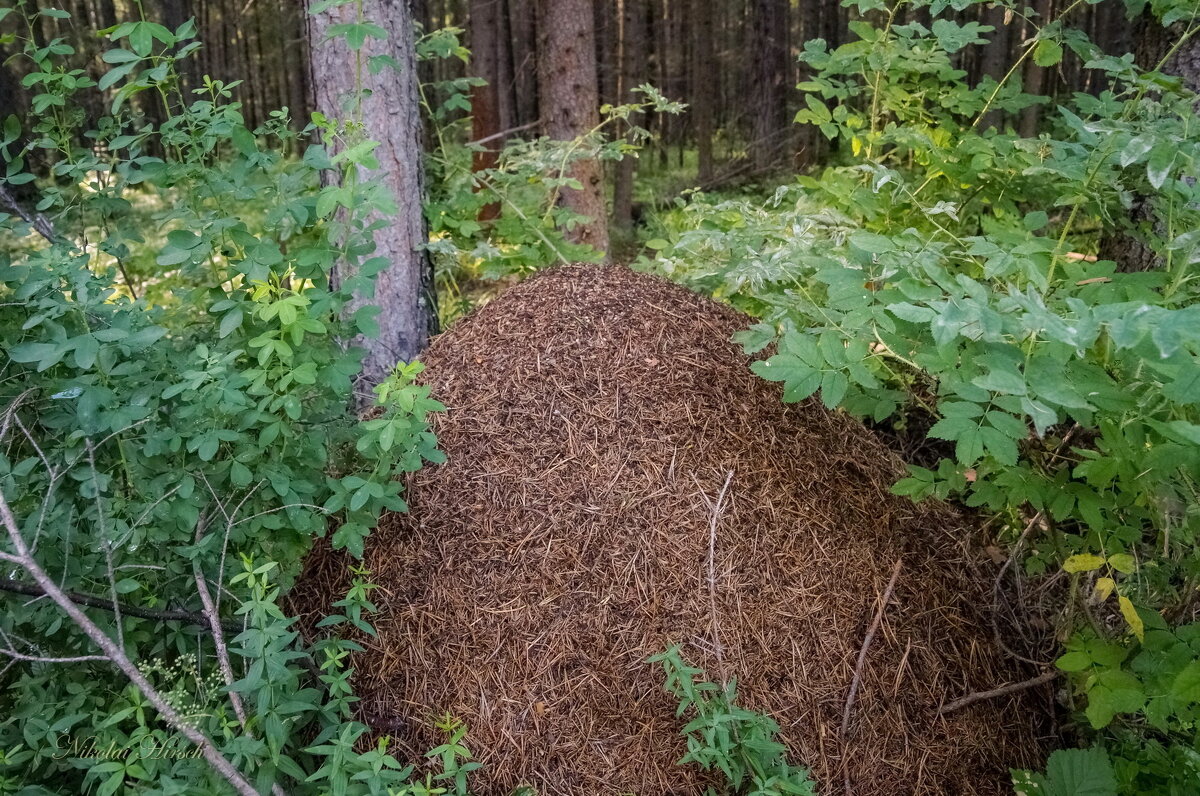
(2, 0, 1200, 794)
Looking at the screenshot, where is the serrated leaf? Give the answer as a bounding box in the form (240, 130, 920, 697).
(1106, 554, 1135, 574)
(1034, 39, 1063, 67)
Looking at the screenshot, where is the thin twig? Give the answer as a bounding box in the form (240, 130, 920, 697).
(0, 648, 109, 664)
(694, 471, 734, 685)
(992, 512, 1051, 667)
(194, 516, 248, 727)
(937, 670, 1059, 715)
(841, 558, 903, 738)
(466, 119, 541, 147)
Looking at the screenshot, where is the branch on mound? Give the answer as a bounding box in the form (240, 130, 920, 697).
(937, 670, 1060, 715)
(841, 557, 903, 737)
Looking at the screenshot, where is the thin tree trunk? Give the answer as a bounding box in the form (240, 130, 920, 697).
(470, 0, 504, 220)
(307, 0, 438, 394)
(691, 0, 714, 182)
(496, 0, 517, 130)
(979, 3, 1010, 130)
(612, 0, 644, 231)
(1018, 0, 1052, 137)
(510, 0, 539, 126)
(537, 0, 610, 255)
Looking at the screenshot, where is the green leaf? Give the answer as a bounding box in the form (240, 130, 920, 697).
(1042, 748, 1116, 796)
(1063, 554, 1106, 573)
(1056, 651, 1092, 672)
(1034, 39, 1064, 67)
(1023, 211, 1049, 231)
(219, 308, 243, 338)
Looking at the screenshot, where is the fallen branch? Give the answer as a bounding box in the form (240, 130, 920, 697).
(937, 670, 1059, 715)
(841, 558, 903, 738)
(0, 577, 242, 633)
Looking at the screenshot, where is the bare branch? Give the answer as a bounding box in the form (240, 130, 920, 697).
(0, 648, 108, 664)
(841, 558, 903, 738)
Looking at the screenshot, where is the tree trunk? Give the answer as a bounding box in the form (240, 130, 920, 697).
(612, 0, 644, 232)
(307, 0, 438, 393)
(470, 0, 504, 220)
(1018, 0, 1052, 138)
(749, 0, 788, 172)
(537, 0, 610, 255)
(691, 0, 714, 182)
(510, 0, 539, 126)
(979, 3, 1010, 130)
(496, 0, 517, 130)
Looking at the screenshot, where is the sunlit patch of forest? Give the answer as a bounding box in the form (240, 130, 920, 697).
(2, 0, 1200, 793)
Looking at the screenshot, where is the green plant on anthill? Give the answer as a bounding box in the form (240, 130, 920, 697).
(648, 647, 816, 796)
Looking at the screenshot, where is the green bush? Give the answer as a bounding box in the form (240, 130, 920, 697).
(643, 0, 1200, 790)
(0, 4, 449, 793)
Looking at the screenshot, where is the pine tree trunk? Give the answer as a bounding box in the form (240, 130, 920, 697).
(537, 0, 610, 255)
(979, 3, 1010, 130)
(691, 0, 714, 182)
(307, 0, 438, 393)
(612, 0, 644, 232)
(1018, 0, 1052, 138)
(749, 0, 788, 172)
(510, 0, 539, 126)
(470, 0, 503, 220)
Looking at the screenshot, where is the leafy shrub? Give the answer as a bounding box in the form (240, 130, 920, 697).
(0, 4, 454, 793)
(642, 0, 1200, 789)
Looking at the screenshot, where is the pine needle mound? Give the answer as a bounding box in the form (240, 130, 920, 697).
(301, 265, 1049, 794)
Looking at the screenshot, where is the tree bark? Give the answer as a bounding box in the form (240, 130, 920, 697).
(979, 3, 1010, 130)
(612, 0, 644, 232)
(1018, 0, 1052, 138)
(749, 0, 788, 172)
(537, 0, 610, 255)
(470, 0, 504, 220)
(510, 0, 539, 126)
(307, 0, 438, 393)
(691, 0, 714, 182)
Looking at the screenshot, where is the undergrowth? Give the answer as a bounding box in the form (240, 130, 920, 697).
(643, 0, 1200, 791)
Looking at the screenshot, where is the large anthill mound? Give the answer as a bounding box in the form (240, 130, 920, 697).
(298, 265, 1050, 794)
